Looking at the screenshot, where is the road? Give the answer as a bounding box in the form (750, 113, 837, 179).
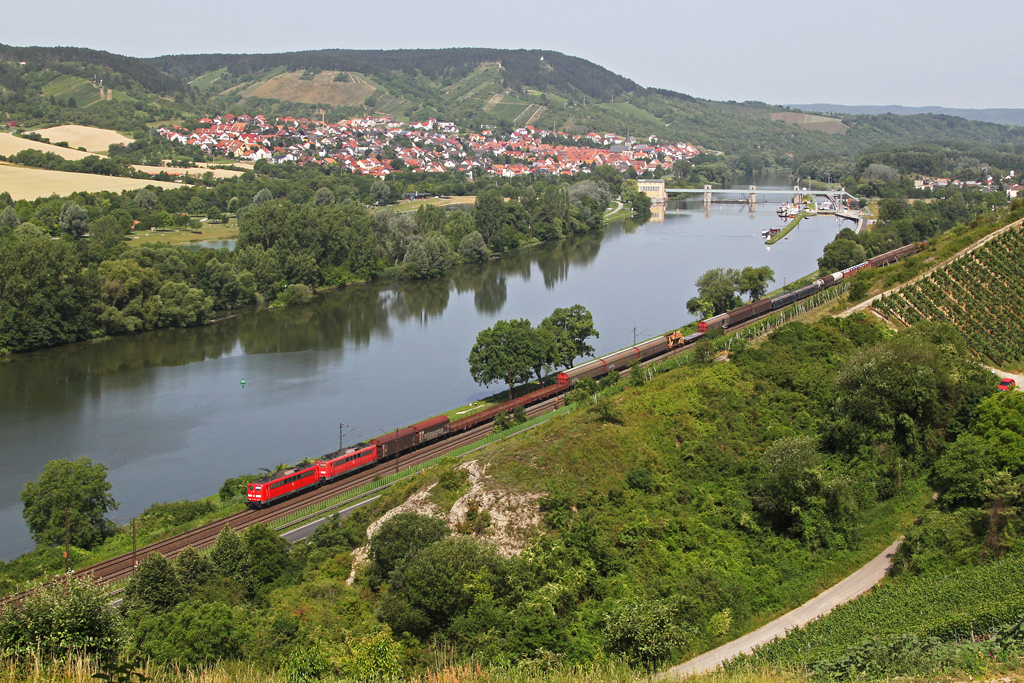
(662, 538, 902, 678)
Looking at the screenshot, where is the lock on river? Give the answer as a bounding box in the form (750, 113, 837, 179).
(0, 179, 851, 558)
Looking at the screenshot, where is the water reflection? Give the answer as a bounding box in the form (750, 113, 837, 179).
(1, 175, 848, 558)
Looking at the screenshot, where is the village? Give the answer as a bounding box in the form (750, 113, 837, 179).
(154, 114, 704, 179)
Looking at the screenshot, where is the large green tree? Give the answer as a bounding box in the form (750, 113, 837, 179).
(58, 201, 88, 239)
(20, 458, 118, 550)
(540, 304, 600, 370)
(693, 267, 740, 315)
(468, 318, 543, 398)
(738, 265, 776, 301)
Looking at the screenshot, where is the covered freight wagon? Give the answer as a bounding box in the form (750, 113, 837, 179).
(371, 415, 450, 459)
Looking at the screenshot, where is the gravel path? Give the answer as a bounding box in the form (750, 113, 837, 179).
(662, 538, 902, 679)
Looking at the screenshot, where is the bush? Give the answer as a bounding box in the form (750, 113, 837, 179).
(369, 511, 450, 583)
(276, 283, 313, 306)
(132, 600, 240, 666)
(140, 499, 214, 527)
(0, 575, 120, 659)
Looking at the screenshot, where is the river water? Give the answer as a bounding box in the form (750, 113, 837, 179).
(0, 180, 848, 558)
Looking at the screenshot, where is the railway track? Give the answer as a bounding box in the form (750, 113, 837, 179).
(3, 310, 778, 605)
(0, 395, 563, 604)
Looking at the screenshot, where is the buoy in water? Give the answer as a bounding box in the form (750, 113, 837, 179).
(241, 378, 246, 388)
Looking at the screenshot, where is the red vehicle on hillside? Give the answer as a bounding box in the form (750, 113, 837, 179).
(998, 378, 1016, 392)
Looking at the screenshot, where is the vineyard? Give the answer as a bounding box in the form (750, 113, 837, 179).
(873, 223, 1024, 365)
(734, 554, 1024, 677)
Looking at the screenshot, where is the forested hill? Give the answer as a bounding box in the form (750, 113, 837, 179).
(147, 48, 640, 101)
(3, 44, 1024, 166)
(0, 43, 183, 96)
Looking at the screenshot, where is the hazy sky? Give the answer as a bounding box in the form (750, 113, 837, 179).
(2, 0, 1022, 109)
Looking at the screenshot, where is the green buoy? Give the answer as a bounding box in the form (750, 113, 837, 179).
(241, 378, 246, 388)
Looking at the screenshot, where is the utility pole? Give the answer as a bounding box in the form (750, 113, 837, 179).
(132, 517, 137, 574)
(64, 509, 70, 574)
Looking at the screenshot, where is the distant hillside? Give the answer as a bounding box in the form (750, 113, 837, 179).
(3, 44, 1024, 168)
(791, 103, 1024, 127)
(0, 43, 183, 96)
(147, 48, 638, 101)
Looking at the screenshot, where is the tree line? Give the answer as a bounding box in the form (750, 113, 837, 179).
(0, 171, 623, 354)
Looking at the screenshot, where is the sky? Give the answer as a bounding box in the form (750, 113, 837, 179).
(2, 0, 1023, 109)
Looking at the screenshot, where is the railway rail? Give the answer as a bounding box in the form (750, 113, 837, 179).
(3, 240, 922, 605)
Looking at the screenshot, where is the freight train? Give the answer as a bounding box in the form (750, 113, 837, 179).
(247, 241, 921, 508)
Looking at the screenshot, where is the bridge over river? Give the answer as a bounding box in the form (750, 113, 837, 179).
(638, 179, 854, 207)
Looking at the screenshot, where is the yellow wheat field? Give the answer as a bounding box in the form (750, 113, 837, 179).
(0, 133, 99, 161)
(30, 125, 133, 153)
(0, 164, 181, 200)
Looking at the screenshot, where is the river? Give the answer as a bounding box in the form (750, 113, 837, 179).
(0, 179, 849, 558)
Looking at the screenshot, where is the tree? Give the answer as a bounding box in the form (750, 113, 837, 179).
(209, 525, 249, 583)
(20, 457, 118, 550)
(0, 235, 96, 352)
(694, 267, 740, 315)
(175, 545, 214, 594)
(738, 266, 775, 301)
(469, 318, 543, 399)
(87, 215, 127, 259)
(312, 187, 336, 206)
(403, 235, 456, 279)
(540, 304, 600, 370)
(458, 230, 488, 263)
(252, 188, 273, 206)
(756, 435, 856, 548)
(244, 523, 293, 591)
(134, 189, 158, 210)
(59, 201, 88, 239)
(686, 296, 715, 320)
(133, 600, 240, 666)
(206, 205, 223, 222)
(473, 189, 506, 246)
(382, 536, 506, 634)
(124, 552, 185, 613)
(0, 206, 19, 233)
(370, 180, 391, 205)
(369, 511, 450, 583)
(818, 238, 866, 272)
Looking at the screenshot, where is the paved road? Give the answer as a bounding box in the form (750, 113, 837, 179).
(280, 496, 380, 543)
(662, 538, 902, 679)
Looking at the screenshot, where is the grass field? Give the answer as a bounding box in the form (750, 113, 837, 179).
(31, 125, 132, 153)
(0, 133, 97, 160)
(0, 164, 180, 200)
(239, 70, 376, 106)
(601, 101, 665, 125)
(189, 68, 227, 91)
(130, 218, 239, 246)
(391, 195, 477, 212)
(39, 75, 106, 108)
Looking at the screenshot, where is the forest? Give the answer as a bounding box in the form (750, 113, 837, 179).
(0, 166, 624, 354)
